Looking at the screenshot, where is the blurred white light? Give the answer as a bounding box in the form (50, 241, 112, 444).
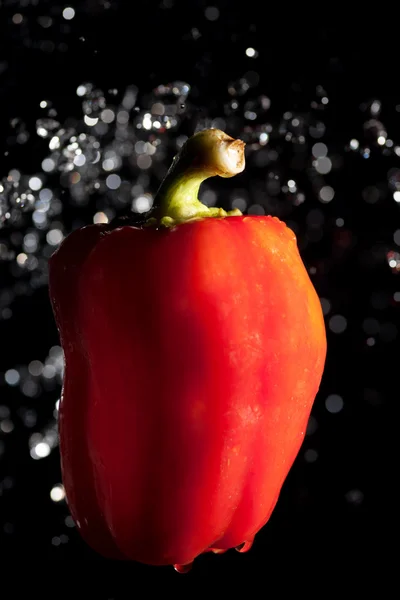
(50, 485, 65, 502)
(314, 157, 332, 174)
(312, 143, 328, 158)
(42, 158, 56, 172)
(205, 6, 219, 20)
(62, 7, 75, 20)
(39, 188, 53, 202)
(325, 394, 344, 414)
(24, 233, 39, 252)
(345, 489, 364, 505)
(102, 158, 115, 171)
(31, 442, 51, 459)
(33, 211, 47, 226)
(106, 174, 121, 190)
(73, 154, 86, 167)
(132, 195, 152, 213)
(93, 212, 109, 224)
(245, 47, 257, 58)
(49, 136, 60, 150)
(304, 449, 318, 463)
(37, 127, 48, 138)
(43, 364, 56, 379)
(200, 190, 217, 206)
(84, 115, 98, 126)
(29, 177, 42, 191)
(46, 229, 64, 246)
(5, 369, 20, 386)
(101, 109, 115, 124)
(142, 115, 152, 130)
(76, 85, 86, 97)
(319, 186, 335, 203)
(0, 420, 14, 433)
(29, 360, 43, 377)
(231, 198, 247, 212)
(17, 253, 28, 266)
(329, 314, 347, 333)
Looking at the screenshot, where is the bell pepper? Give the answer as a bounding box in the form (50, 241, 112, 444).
(49, 129, 326, 570)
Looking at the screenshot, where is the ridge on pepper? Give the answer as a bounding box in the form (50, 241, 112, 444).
(49, 128, 327, 572)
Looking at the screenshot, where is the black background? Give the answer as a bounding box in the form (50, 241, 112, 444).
(0, 0, 396, 593)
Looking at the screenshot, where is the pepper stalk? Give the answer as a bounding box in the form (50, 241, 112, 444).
(149, 128, 246, 227)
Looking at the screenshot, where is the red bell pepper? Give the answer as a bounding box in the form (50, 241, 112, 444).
(49, 129, 326, 570)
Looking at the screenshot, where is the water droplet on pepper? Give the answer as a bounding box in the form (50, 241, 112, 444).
(235, 539, 254, 553)
(173, 561, 194, 573)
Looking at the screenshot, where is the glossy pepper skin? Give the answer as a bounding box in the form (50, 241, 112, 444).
(49, 129, 326, 569)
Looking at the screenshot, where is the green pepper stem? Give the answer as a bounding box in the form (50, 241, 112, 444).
(149, 129, 245, 227)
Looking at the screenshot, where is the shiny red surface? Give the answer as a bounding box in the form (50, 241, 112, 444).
(49, 215, 326, 565)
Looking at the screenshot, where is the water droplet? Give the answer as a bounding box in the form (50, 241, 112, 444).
(173, 561, 193, 573)
(345, 489, 364, 505)
(205, 546, 228, 554)
(82, 90, 106, 117)
(235, 539, 253, 553)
